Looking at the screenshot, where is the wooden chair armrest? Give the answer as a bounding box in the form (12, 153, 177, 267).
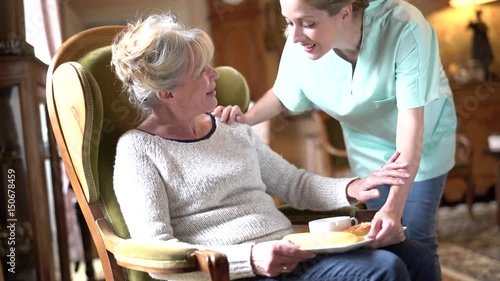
(194, 250, 230, 281)
(278, 205, 359, 225)
(353, 210, 377, 223)
(96, 218, 230, 278)
(95, 218, 124, 252)
(278, 205, 377, 225)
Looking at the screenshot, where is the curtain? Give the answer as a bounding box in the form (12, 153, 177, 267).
(23, 0, 63, 64)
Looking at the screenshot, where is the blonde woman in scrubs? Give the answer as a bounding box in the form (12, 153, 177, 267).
(214, 0, 456, 278)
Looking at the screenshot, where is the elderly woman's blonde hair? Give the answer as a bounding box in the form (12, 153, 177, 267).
(111, 13, 214, 117)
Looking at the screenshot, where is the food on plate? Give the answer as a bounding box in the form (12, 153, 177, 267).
(283, 232, 362, 248)
(341, 222, 371, 236)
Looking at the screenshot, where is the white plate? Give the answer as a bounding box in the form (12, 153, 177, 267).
(290, 226, 407, 254)
(299, 226, 407, 254)
(300, 238, 374, 254)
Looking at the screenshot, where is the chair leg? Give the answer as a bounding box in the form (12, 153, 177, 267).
(76, 202, 96, 281)
(465, 176, 475, 219)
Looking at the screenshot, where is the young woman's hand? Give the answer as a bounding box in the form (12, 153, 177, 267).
(250, 240, 315, 277)
(347, 152, 410, 202)
(211, 105, 246, 124)
(365, 209, 406, 248)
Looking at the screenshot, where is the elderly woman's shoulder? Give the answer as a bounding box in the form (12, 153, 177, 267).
(213, 117, 260, 146)
(214, 116, 252, 134)
(117, 129, 156, 149)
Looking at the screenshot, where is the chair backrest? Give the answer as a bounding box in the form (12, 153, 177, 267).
(312, 111, 351, 175)
(47, 25, 134, 281)
(455, 133, 472, 167)
(214, 66, 250, 113)
(47, 25, 250, 281)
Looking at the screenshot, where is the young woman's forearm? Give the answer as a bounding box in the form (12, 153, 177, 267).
(382, 107, 424, 217)
(245, 88, 286, 126)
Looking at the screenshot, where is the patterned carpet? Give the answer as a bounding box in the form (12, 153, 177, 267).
(437, 201, 500, 281)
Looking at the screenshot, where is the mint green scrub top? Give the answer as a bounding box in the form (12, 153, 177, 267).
(274, 0, 457, 181)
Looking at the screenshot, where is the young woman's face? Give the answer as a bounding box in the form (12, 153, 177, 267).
(280, 0, 342, 60)
(172, 64, 220, 115)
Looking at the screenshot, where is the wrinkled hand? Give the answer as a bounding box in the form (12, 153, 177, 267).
(251, 240, 315, 277)
(365, 209, 405, 248)
(212, 105, 246, 124)
(347, 152, 410, 202)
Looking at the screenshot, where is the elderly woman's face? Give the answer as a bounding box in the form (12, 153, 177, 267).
(280, 0, 343, 60)
(171, 64, 220, 115)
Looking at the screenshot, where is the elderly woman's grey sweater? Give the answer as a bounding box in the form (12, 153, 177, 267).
(113, 114, 355, 280)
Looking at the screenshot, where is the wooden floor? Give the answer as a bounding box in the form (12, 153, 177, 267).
(71, 260, 104, 281)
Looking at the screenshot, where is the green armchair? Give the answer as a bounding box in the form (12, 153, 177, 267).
(47, 25, 228, 281)
(46, 25, 369, 281)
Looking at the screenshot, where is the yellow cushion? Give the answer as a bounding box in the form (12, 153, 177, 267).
(114, 240, 197, 269)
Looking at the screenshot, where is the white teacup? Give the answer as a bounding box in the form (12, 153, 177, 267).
(308, 216, 358, 233)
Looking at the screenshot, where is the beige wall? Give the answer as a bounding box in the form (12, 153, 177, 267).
(60, 0, 210, 40)
(61, 5, 84, 41)
(58, 0, 500, 80)
(409, 0, 500, 79)
(427, 4, 500, 78)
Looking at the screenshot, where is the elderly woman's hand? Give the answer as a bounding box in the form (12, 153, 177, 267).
(250, 240, 315, 277)
(346, 152, 410, 202)
(212, 105, 246, 124)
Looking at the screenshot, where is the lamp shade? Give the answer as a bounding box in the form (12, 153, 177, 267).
(449, 0, 497, 7)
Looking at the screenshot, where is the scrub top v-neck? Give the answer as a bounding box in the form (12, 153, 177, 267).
(273, 0, 456, 181)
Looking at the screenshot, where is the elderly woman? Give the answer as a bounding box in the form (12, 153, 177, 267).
(111, 13, 437, 281)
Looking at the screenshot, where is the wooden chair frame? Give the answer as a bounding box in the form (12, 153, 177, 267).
(311, 110, 353, 178)
(46, 26, 229, 281)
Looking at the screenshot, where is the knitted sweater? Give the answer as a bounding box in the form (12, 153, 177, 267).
(113, 114, 355, 280)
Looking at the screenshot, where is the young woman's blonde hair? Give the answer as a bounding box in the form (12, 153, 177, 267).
(111, 13, 214, 118)
(283, 0, 369, 37)
(303, 0, 369, 16)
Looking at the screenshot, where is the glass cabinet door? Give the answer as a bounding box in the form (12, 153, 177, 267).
(0, 86, 37, 280)
(0, 56, 57, 281)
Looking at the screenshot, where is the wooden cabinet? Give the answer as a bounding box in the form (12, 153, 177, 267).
(0, 56, 59, 281)
(446, 81, 500, 200)
(209, 0, 285, 101)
